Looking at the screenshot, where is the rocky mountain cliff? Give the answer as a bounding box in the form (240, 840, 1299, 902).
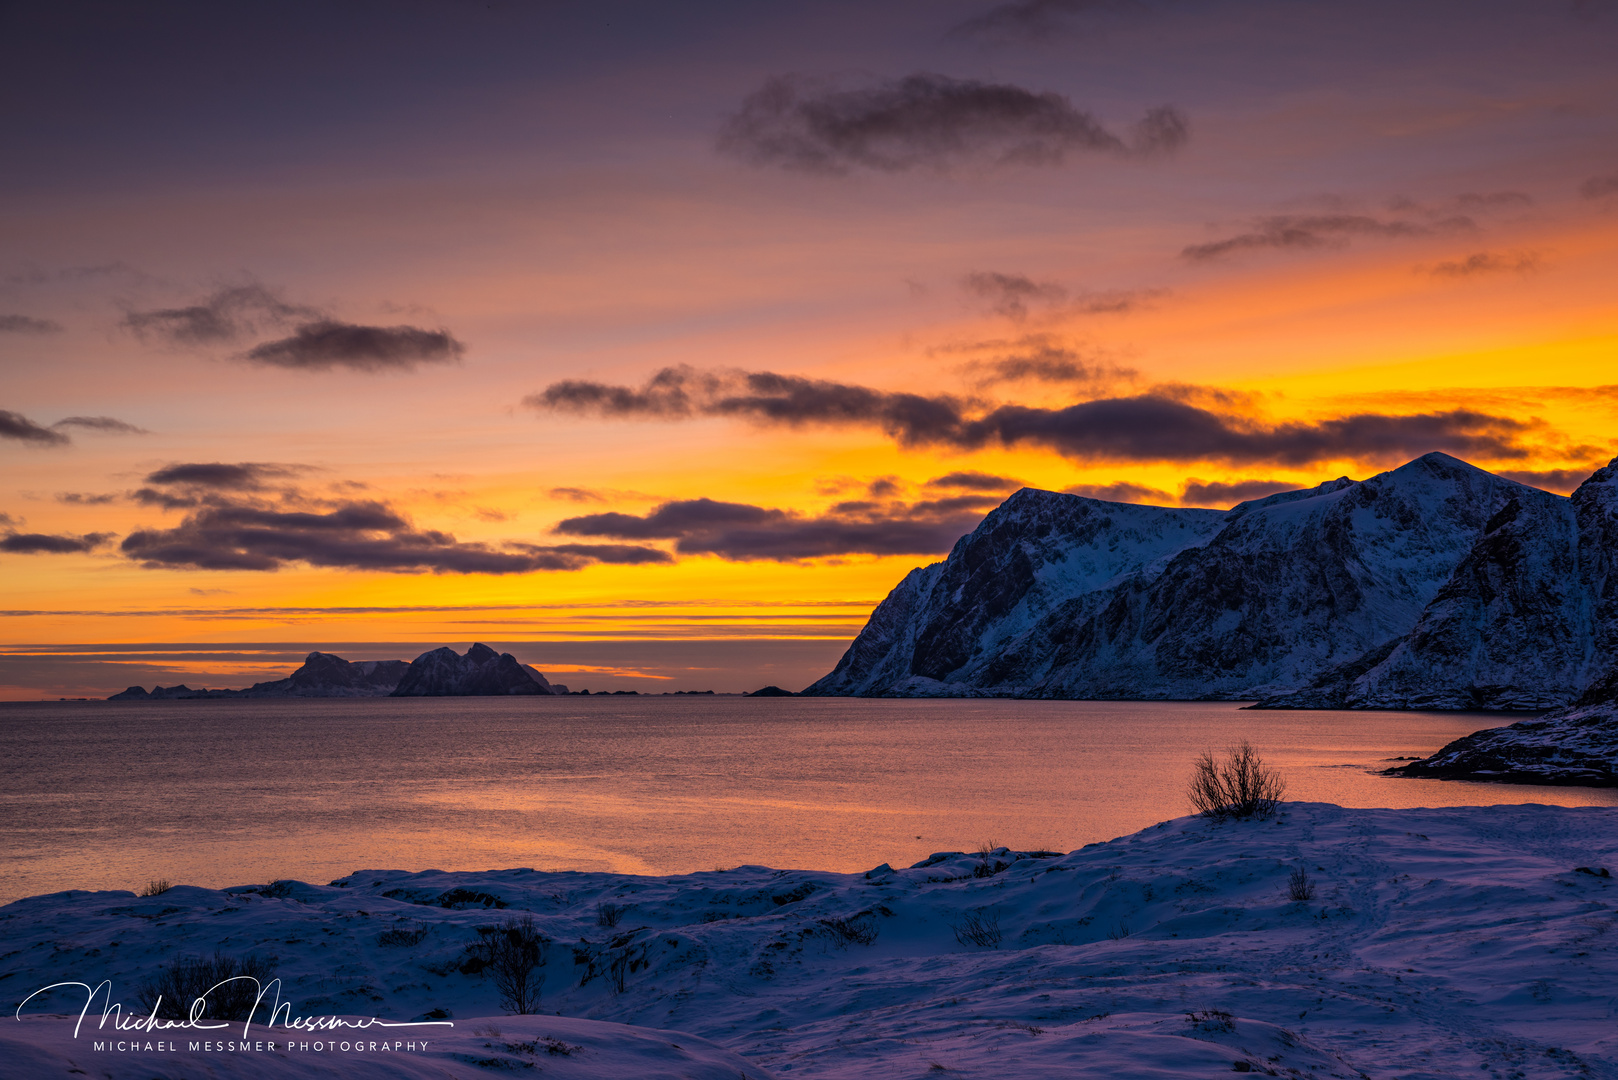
(805, 452, 1618, 707)
(391, 642, 561, 696)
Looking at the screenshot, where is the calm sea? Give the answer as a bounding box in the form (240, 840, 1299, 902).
(2, 697, 1613, 905)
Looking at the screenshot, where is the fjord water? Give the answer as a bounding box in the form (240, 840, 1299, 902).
(3, 697, 1614, 905)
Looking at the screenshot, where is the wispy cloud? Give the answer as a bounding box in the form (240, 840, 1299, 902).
(51, 416, 148, 434)
(0, 410, 70, 446)
(114, 469, 669, 574)
(718, 72, 1186, 174)
(122, 284, 317, 346)
(555, 495, 995, 561)
(1063, 480, 1172, 503)
(1580, 172, 1618, 198)
(0, 314, 64, 334)
(1182, 213, 1474, 262)
(123, 284, 464, 373)
(1423, 250, 1540, 277)
(0, 531, 114, 554)
(1178, 477, 1299, 507)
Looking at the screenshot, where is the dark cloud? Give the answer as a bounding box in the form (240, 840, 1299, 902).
(866, 477, 901, 498)
(57, 492, 119, 505)
(556, 495, 992, 561)
(120, 496, 667, 574)
(531, 366, 970, 445)
(717, 72, 1187, 174)
(950, 0, 1141, 40)
(1181, 213, 1473, 261)
(1179, 478, 1298, 507)
(969, 397, 1535, 465)
(1580, 173, 1618, 198)
(243, 320, 466, 372)
(1496, 467, 1598, 494)
(1424, 251, 1539, 277)
(1, 531, 113, 554)
(52, 415, 148, 434)
(1063, 480, 1172, 503)
(927, 470, 1024, 491)
(145, 462, 297, 489)
(529, 365, 1541, 467)
(0, 409, 70, 446)
(0, 314, 64, 334)
(122, 284, 317, 346)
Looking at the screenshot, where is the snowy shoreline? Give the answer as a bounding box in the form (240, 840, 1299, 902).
(5, 802, 1616, 1078)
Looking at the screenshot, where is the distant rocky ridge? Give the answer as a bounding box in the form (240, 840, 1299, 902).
(106, 645, 569, 700)
(391, 643, 564, 696)
(805, 452, 1618, 711)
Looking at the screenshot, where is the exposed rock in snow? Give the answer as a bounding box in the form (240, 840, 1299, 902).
(6, 803, 1616, 1078)
(809, 453, 1618, 707)
(1388, 664, 1618, 786)
(391, 643, 559, 696)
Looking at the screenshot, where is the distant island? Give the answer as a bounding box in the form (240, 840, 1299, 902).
(108, 644, 572, 700)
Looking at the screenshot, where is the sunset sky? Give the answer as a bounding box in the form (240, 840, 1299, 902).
(3, 0, 1617, 697)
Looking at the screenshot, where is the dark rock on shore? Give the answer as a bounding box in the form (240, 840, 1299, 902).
(1387, 665, 1618, 786)
(747, 685, 796, 697)
(391, 643, 561, 696)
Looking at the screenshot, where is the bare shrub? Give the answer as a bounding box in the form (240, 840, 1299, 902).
(596, 901, 627, 928)
(1287, 866, 1316, 902)
(1186, 1008, 1235, 1033)
(951, 907, 1003, 948)
(465, 914, 549, 1014)
(1106, 919, 1131, 941)
(376, 922, 429, 947)
(817, 915, 879, 948)
(973, 841, 1010, 879)
(138, 951, 278, 1021)
(1187, 740, 1285, 820)
(138, 880, 172, 897)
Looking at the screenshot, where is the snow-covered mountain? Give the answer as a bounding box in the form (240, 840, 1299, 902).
(806, 452, 1618, 706)
(391, 643, 561, 696)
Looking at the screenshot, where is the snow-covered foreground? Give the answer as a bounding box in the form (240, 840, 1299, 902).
(6, 803, 1617, 1079)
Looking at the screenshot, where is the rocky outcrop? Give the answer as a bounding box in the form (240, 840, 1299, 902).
(239, 652, 409, 697)
(391, 643, 560, 696)
(807, 452, 1618, 706)
(1387, 665, 1618, 786)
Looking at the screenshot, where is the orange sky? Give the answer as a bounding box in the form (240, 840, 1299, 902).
(2, 0, 1616, 696)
